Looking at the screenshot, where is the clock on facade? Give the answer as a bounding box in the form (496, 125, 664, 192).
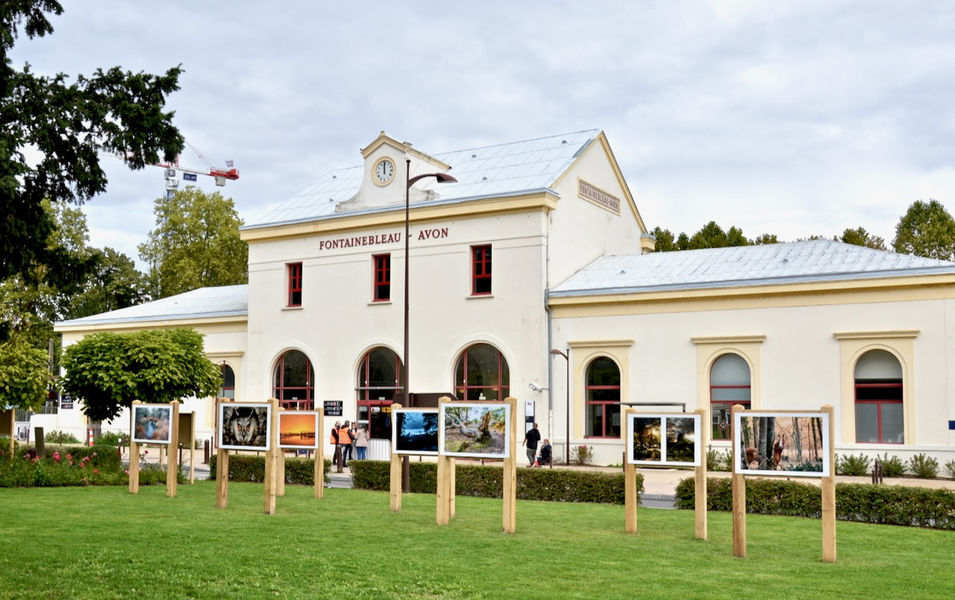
(374, 157, 395, 185)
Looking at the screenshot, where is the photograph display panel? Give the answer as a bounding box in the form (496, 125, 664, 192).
(626, 413, 701, 466)
(393, 408, 439, 455)
(278, 411, 319, 449)
(131, 404, 173, 444)
(733, 411, 830, 477)
(218, 403, 272, 451)
(439, 402, 510, 459)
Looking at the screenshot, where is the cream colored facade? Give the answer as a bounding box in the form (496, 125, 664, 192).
(49, 130, 955, 467)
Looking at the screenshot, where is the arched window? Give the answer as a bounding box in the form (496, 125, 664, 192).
(454, 343, 509, 401)
(710, 353, 751, 441)
(356, 347, 403, 439)
(855, 349, 903, 443)
(219, 364, 235, 399)
(273, 350, 313, 410)
(585, 357, 621, 438)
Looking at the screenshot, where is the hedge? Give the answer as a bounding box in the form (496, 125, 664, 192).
(350, 460, 642, 504)
(208, 454, 331, 485)
(674, 477, 955, 530)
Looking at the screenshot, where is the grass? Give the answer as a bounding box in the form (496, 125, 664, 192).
(0, 482, 953, 599)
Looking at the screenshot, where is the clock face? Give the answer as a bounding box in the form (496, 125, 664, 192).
(374, 158, 395, 185)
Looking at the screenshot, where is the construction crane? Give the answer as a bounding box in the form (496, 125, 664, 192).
(157, 140, 239, 200)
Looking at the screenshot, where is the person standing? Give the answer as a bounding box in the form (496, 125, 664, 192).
(522, 422, 541, 467)
(330, 420, 342, 472)
(337, 421, 353, 468)
(354, 425, 369, 460)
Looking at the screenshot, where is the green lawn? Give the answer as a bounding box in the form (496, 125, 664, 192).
(0, 482, 952, 599)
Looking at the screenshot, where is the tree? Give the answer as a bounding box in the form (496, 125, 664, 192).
(66, 247, 147, 319)
(60, 328, 221, 422)
(892, 199, 955, 260)
(650, 226, 677, 252)
(139, 188, 248, 298)
(1, 1, 183, 282)
(838, 227, 886, 250)
(752, 233, 779, 245)
(687, 221, 750, 250)
(0, 333, 50, 411)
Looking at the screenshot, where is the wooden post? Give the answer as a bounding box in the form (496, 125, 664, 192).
(314, 410, 325, 499)
(821, 404, 837, 563)
(128, 400, 141, 494)
(502, 396, 518, 534)
(436, 455, 451, 525)
(166, 401, 180, 498)
(264, 397, 279, 515)
(731, 404, 746, 558)
(694, 407, 708, 540)
(390, 403, 403, 512)
(623, 408, 637, 534)
(215, 399, 230, 509)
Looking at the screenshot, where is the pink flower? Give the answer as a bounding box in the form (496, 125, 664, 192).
(124, 469, 129, 475)
(93, 469, 99, 474)
(53, 452, 61, 462)
(92, 452, 97, 457)
(66, 454, 72, 460)
(69, 461, 74, 466)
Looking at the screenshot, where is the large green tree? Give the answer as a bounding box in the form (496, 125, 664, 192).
(1, 1, 183, 282)
(139, 187, 248, 298)
(66, 247, 147, 319)
(60, 328, 221, 422)
(892, 199, 955, 260)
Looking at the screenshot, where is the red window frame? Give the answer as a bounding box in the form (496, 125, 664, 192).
(471, 244, 492, 296)
(584, 357, 621, 438)
(454, 343, 509, 401)
(373, 254, 391, 302)
(287, 262, 302, 307)
(855, 381, 903, 443)
(272, 350, 313, 410)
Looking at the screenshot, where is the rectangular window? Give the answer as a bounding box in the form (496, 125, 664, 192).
(373, 254, 390, 302)
(471, 244, 492, 295)
(287, 262, 302, 307)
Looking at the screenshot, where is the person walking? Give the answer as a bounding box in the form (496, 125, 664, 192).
(522, 422, 541, 467)
(354, 425, 369, 460)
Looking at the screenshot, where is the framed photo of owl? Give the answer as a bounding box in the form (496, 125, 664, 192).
(131, 404, 172, 444)
(218, 402, 272, 451)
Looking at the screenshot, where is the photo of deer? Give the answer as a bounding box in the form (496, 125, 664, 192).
(734, 412, 830, 477)
(440, 403, 510, 458)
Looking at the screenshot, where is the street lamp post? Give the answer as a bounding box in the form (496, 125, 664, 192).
(550, 348, 570, 465)
(404, 159, 457, 404)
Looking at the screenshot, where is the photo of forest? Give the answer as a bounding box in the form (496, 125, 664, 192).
(628, 414, 700, 465)
(441, 403, 509, 458)
(665, 417, 697, 463)
(279, 412, 318, 448)
(132, 405, 171, 444)
(630, 417, 662, 461)
(735, 413, 828, 476)
(394, 409, 439, 454)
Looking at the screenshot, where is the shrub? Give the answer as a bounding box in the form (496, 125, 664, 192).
(0, 444, 136, 488)
(350, 460, 641, 504)
(94, 431, 124, 447)
(878, 453, 906, 478)
(945, 459, 955, 479)
(836, 453, 872, 477)
(907, 453, 939, 479)
(674, 477, 955, 530)
(570, 445, 593, 465)
(706, 448, 732, 472)
(208, 454, 331, 484)
(45, 431, 81, 444)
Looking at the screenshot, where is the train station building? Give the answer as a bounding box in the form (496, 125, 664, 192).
(52, 129, 955, 465)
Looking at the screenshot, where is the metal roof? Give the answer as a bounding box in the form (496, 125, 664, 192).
(550, 240, 955, 296)
(245, 129, 599, 229)
(55, 285, 248, 328)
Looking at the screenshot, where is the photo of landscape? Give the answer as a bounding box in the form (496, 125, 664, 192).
(665, 417, 697, 463)
(735, 412, 829, 477)
(394, 409, 439, 455)
(440, 403, 509, 458)
(630, 416, 662, 461)
(132, 404, 172, 444)
(279, 411, 319, 449)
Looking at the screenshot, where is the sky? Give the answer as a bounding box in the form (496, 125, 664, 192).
(10, 1, 955, 265)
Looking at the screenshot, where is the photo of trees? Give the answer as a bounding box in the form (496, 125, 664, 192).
(132, 405, 171, 444)
(441, 403, 509, 457)
(736, 413, 827, 475)
(279, 412, 318, 448)
(628, 414, 700, 466)
(394, 409, 439, 454)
